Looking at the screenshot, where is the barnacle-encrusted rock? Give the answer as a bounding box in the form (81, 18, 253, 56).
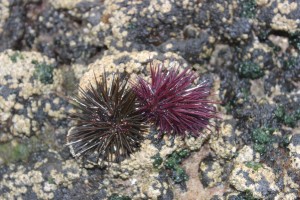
(210, 121, 237, 159)
(273, 169, 299, 199)
(0, 0, 26, 51)
(256, 0, 300, 36)
(271, 14, 298, 32)
(50, 0, 89, 9)
(99, 0, 202, 51)
(288, 132, 300, 170)
(199, 155, 224, 188)
(79, 50, 187, 90)
(0, 152, 90, 200)
(235, 145, 255, 163)
(23, 1, 104, 64)
(229, 162, 279, 199)
(1, 0, 300, 199)
(0, 50, 64, 141)
(0, 0, 9, 34)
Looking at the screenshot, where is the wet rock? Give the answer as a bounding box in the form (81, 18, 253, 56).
(0, 0, 25, 51)
(229, 162, 279, 199)
(159, 35, 214, 63)
(24, 2, 104, 64)
(209, 44, 233, 68)
(0, 151, 93, 200)
(235, 145, 255, 164)
(288, 133, 300, 170)
(224, 190, 258, 200)
(199, 155, 224, 188)
(0, 0, 10, 34)
(223, 18, 252, 43)
(0, 50, 65, 141)
(77, 50, 187, 91)
(265, 54, 300, 93)
(0, 0, 300, 199)
(104, 0, 201, 48)
(210, 121, 237, 159)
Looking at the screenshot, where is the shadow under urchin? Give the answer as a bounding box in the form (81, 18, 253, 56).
(67, 72, 147, 164)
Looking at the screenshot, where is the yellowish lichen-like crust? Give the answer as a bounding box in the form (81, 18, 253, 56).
(277, 1, 297, 15)
(184, 131, 210, 151)
(243, 41, 272, 68)
(105, 133, 209, 199)
(0, 50, 64, 140)
(11, 115, 31, 137)
(0, 50, 62, 98)
(275, 193, 298, 200)
(255, 0, 270, 7)
(199, 161, 223, 188)
(210, 122, 237, 159)
(72, 64, 88, 81)
(0, 157, 88, 200)
(0, 0, 10, 34)
(274, 169, 299, 200)
(229, 163, 279, 199)
(268, 34, 289, 53)
(50, 0, 92, 9)
(288, 132, 300, 170)
(235, 145, 254, 163)
(271, 14, 298, 32)
(79, 50, 185, 90)
(79, 0, 202, 53)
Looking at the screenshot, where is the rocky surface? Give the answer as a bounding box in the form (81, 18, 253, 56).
(0, 0, 300, 199)
(0, 50, 65, 142)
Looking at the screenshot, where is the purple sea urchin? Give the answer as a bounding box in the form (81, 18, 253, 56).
(132, 63, 218, 137)
(67, 72, 147, 163)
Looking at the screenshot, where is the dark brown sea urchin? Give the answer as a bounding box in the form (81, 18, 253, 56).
(132, 63, 219, 137)
(67, 72, 147, 163)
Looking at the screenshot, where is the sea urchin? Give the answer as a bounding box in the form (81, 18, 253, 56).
(132, 63, 218, 137)
(67, 72, 147, 163)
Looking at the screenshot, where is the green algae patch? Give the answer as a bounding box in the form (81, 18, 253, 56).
(152, 154, 163, 168)
(237, 189, 259, 200)
(238, 61, 264, 79)
(289, 32, 300, 50)
(127, 22, 137, 30)
(279, 134, 290, 148)
(32, 60, 55, 84)
(245, 161, 263, 171)
(275, 105, 300, 128)
(108, 194, 131, 200)
(0, 136, 40, 165)
(47, 176, 55, 184)
(172, 165, 189, 184)
(9, 52, 24, 63)
(274, 105, 285, 120)
(239, 0, 257, 18)
(282, 56, 298, 70)
(252, 127, 274, 155)
(150, 149, 191, 184)
(283, 115, 297, 127)
(294, 109, 300, 120)
(164, 149, 190, 184)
